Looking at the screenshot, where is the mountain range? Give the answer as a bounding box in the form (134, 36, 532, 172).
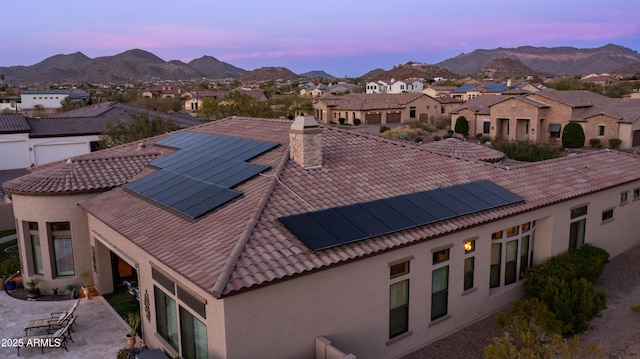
(1, 44, 639, 84)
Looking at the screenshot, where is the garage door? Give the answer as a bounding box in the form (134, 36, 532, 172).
(365, 113, 381, 125)
(0, 139, 30, 170)
(34, 142, 88, 166)
(386, 112, 401, 123)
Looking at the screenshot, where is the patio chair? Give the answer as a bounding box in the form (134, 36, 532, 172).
(16, 316, 76, 356)
(23, 299, 79, 335)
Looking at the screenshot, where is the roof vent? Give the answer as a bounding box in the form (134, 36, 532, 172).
(66, 159, 73, 164)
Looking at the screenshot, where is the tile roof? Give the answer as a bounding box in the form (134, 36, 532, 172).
(29, 102, 203, 137)
(421, 138, 504, 162)
(2, 150, 160, 194)
(451, 95, 508, 115)
(529, 90, 640, 123)
(316, 93, 425, 111)
(0, 113, 30, 133)
(62, 117, 640, 299)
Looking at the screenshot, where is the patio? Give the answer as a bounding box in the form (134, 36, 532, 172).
(0, 291, 132, 358)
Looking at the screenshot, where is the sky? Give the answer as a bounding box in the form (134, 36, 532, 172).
(1, 0, 639, 78)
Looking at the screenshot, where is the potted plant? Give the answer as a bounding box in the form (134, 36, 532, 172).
(125, 312, 141, 347)
(79, 271, 92, 299)
(65, 284, 79, 299)
(26, 278, 41, 300)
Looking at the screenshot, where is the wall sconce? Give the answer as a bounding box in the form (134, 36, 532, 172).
(29, 147, 33, 151)
(531, 128, 535, 133)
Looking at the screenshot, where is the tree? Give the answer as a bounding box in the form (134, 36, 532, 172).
(198, 91, 273, 120)
(454, 116, 469, 137)
(99, 112, 180, 149)
(561, 122, 585, 149)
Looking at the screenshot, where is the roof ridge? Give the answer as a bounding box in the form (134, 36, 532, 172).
(211, 146, 291, 298)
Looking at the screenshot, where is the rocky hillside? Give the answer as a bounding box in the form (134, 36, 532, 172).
(362, 62, 459, 81)
(437, 44, 640, 76)
(241, 67, 300, 82)
(299, 70, 335, 79)
(614, 61, 640, 75)
(188, 55, 247, 78)
(472, 57, 548, 80)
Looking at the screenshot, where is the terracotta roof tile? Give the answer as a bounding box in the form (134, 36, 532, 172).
(421, 138, 505, 162)
(33, 116, 640, 298)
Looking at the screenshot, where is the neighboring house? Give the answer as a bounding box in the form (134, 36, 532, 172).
(184, 89, 268, 112)
(581, 73, 618, 87)
(422, 85, 456, 98)
(365, 80, 389, 94)
(451, 89, 640, 148)
(313, 93, 459, 125)
(5, 115, 640, 359)
(0, 95, 20, 112)
(142, 85, 187, 99)
(20, 90, 91, 109)
(367, 80, 423, 94)
(0, 101, 202, 170)
(451, 83, 509, 102)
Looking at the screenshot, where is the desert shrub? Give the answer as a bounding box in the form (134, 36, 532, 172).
(353, 118, 361, 126)
(432, 116, 451, 130)
(338, 117, 346, 125)
(490, 140, 561, 162)
(479, 135, 491, 144)
(524, 245, 609, 335)
(0, 252, 20, 277)
(609, 138, 622, 149)
(414, 136, 423, 143)
(443, 129, 454, 139)
(632, 305, 640, 314)
(379, 125, 390, 133)
(454, 116, 469, 137)
(432, 135, 442, 141)
(406, 119, 433, 131)
(562, 122, 585, 149)
(589, 138, 601, 148)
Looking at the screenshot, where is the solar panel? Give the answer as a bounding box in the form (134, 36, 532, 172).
(125, 132, 278, 219)
(279, 180, 523, 251)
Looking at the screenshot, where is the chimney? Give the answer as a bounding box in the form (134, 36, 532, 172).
(289, 116, 322, 169)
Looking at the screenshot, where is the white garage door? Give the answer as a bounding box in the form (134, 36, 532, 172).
(0, 140, 30, 170)
(34, 143, 89, 166)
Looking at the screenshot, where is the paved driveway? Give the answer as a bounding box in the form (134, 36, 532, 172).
(0, 292, 130, 358)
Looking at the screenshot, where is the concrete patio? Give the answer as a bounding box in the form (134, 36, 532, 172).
(0, 290, 134, 358)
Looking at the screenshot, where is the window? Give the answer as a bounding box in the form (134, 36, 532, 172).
(634, 188, 640, 199)
(504, 240, 518, 285)
(50, 222, 73, 276)
(571, 205, 588, 219)
(569, 219, 586, 249)
(519, 235, 530, 279)
(155, 286, 179, 350)
(464, 240, 475, 254)
(180, 306, 208, 359)
(389, 280, 409, 338)
(483, 122, 490, 134)
(464, 257, 474, 290)
(28, 222, 43, 275)
(490, 244, 501, 288)
(621, 192, 628, 204)
(390, 261, 410, 279)
(431, 266, 449, 320)
(602, 209, 614, 222)
(409, 107, 416, 118)
(506, 226, 519, 237)
(549, 123, 561, 138)
(432, 248, 450, 264)
(492, 231, 503, 240)
(598, 125, 605, 136)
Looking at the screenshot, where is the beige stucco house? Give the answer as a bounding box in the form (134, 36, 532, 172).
(4, 115, 640, 359)
(452, 89, 640, 148)
(313, 93, 460, 125)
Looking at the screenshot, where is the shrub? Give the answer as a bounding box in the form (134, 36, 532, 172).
(561, 122, 585, 149)
(353, 118, 361, 126)
(490, 140, 561, 162)
(432, 135, 442, 141)
(406, 119, 433, 131)
(0, 252, 20, 277)
(432, 116, 450, 130)
(414, 136, 423, 143)
(631, 305, 640, 315)
(379, 125, 390, 133)
(454, 116, 469, 137)
(589, 138, 601, 148)
(609, 138, 622, 149)
(338, 117, 346, 125)
(479, 135, 491, 144)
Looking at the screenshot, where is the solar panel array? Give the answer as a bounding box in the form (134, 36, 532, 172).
(279, 180, 523, 251)
(125, 131, 278, 219)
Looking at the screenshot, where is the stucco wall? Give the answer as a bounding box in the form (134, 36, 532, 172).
(11, 192, 96, 293)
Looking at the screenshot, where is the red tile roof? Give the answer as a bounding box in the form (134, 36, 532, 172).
(20, 116, 640, 298)
(421, 138, 504, 162)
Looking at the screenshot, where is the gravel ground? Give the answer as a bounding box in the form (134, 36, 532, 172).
(402, 245, 640, 359)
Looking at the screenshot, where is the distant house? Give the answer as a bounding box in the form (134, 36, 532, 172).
(365, 80, 389, 94)
(0, 95, 20, 112)
(0, 101, 202, 170)
(20, 90, 91, 109)
(451, 89, 640, 148)
(580, 73, 618, 87)
(366, 79, 424, 94)
(184, 89, 268, 112)
(313, 93, 460, 125)
(142, 85, 187, 99)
